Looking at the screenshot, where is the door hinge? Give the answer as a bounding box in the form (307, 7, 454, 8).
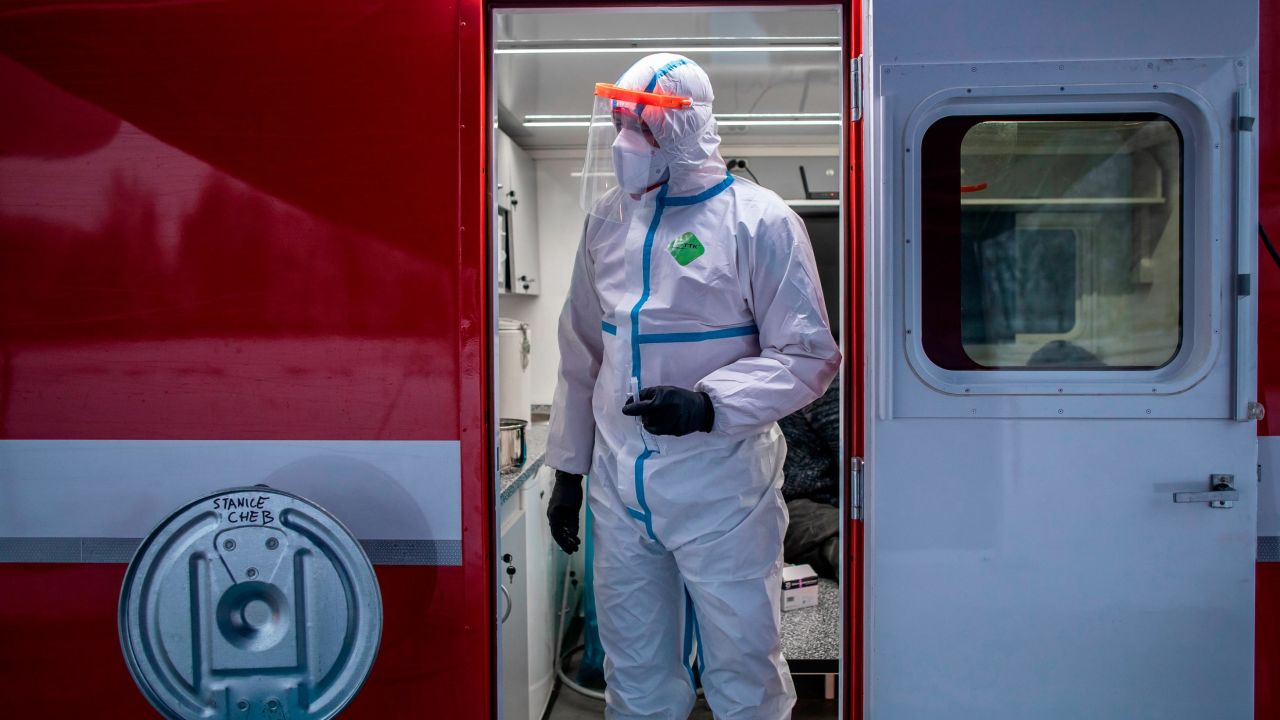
(850, 55, 863, 122)
(850, 456, 864, 520)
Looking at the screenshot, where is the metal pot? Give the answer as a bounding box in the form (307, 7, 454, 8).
(498, 418, 528, 473)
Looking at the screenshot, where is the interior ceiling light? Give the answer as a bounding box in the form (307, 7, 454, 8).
(524, 113, 840, 128)
(494, 36, 839, 55)
(497, 45, 838, 54)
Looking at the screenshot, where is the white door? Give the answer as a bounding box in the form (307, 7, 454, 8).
(863, 1, 1259, 717)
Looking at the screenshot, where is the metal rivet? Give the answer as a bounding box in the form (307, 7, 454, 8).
(1057, 409, 1064, 415)
(1146, 409, 1152, 415)
(237, 700, 249, 711)
(266, 538, 279, 550)
(246, 567, 258, 579)
(966, 88, 972, 94)
(223, 539, 236, 551)
(267, 699, 280, 711)
(1057, 388, 1063, 393)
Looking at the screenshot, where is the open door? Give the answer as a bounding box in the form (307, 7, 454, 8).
(862, 1, 1259, 717)
(843, 1, 865, 718)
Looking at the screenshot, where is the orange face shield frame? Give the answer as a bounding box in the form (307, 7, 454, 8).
(594, 82, 693, 109)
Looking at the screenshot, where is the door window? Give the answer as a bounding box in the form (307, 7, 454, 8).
(919, 115, 1183, 370)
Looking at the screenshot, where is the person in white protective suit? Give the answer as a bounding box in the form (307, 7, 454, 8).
(545, 53, 840, 720)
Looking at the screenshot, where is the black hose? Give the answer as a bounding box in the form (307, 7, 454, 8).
(1262, 222, 1280, 272)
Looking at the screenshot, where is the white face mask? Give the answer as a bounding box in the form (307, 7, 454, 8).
(611, 128, 661, 194)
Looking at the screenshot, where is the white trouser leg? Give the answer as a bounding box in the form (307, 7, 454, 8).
(593, 514, 696, 720)
(672, 486, 795, 720)
(684, 569, 795, 720)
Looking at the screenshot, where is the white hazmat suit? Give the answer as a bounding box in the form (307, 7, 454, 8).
(546, 53, 840, 720)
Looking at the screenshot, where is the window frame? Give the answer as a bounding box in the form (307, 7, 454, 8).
(900, 87, 1223, 397)
(920, 112, 1185, 372)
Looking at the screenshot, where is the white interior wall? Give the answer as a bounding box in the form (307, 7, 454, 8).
(498, 157, 582, 408)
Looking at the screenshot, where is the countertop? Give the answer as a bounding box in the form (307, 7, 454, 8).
(500, 422, 549, 505)
(780, 578, 840, 663)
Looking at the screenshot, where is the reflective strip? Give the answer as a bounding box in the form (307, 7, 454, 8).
(602, 320, 618, 335)
(662, 173, 734, 207)
(638, 324, 757, 344)
(1261, 536, 1280, 562)
(0, 536, 461, 566)
(0, 439, 462, 564)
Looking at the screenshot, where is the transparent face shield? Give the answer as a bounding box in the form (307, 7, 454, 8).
(579, 83, 692, 222)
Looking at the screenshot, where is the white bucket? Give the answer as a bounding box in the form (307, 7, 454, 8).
(498, 318, 532, 422)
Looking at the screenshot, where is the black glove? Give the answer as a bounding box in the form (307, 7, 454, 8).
(547, 470, 583, 554)
(621, 385, 715, 437)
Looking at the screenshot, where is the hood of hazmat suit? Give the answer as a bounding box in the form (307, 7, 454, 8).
(548, 53, 840, 720)
(579, 53, 730, 223)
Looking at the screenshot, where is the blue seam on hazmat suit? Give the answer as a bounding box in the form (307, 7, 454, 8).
(626, 181, 666, 543)
(629, 183, 669, 386)
(663, 172, 734, 206)
(646, 59, 689, 92)
(634, 448, 657, 540)
(638, 324, 757, 344)
(682, 590, 697, 686)
(693, 608, 704, 672)
(626, 176, 737, 540)
(602, 320, 618, 335)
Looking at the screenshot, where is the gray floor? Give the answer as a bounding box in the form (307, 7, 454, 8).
(547, 689, 838, 719)
(547, 581, 840, 719)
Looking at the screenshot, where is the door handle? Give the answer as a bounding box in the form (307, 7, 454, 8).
(499, 584, 512, 624)
(1172, 474, 1238, 508)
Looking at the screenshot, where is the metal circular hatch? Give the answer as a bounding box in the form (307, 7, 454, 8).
(119, 486, 382, 719)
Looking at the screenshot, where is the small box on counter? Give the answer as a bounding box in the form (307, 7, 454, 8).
(781, 563, 819, 612)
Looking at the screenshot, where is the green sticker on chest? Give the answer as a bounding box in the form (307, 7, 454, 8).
(667, 232, 705, 266)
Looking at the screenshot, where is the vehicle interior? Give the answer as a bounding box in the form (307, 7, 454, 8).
(490, 6, 847, 718)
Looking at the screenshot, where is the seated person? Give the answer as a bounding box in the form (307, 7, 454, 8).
(1027, 339, 1102, 367)
(778, 376, 840, 580)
